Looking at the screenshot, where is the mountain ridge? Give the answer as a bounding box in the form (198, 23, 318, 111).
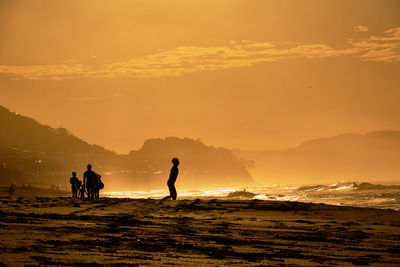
(0, 105, 115, 155)
(235, 130, 400, 184)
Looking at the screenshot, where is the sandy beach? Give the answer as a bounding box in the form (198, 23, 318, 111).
(1, 190, 400, 266)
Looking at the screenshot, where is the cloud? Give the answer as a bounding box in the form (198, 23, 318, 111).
(0, 64, 84, 80)
(0, 44, 343, 80)
(350, 27, 400, 62)
(69, 95, 122, 102)
(354, 25, 369, 32)
(0, 27, 399, 80)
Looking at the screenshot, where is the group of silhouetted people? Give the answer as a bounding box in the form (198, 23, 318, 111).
(69, 158, 179, 200)
(69, 164, 104, 199)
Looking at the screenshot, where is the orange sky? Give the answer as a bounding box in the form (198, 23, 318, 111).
(1, 0, 400, 153)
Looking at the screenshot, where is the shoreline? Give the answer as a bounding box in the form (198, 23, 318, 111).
(3, 186, 400, 211)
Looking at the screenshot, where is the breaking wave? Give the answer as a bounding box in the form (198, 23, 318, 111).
(296, 182, 400, 192)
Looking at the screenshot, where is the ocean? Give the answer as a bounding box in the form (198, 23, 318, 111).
(103, 182, 400, 211)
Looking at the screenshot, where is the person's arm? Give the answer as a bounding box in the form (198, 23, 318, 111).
(83, 173, 86, 186)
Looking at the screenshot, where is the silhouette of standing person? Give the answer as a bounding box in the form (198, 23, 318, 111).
(69, 171, 79, 198)
(162, 158, 179, 200)
(83, 164, 97, 200)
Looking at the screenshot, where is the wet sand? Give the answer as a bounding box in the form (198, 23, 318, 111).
(1, 192, 400, 266)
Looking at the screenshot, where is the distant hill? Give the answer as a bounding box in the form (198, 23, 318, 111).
(0, 105, 118, 186)
(127, 137, 254, 188)
(0, 105, 113, 155)
(0, 106, 254, 189)
(236, 131, 400, 184)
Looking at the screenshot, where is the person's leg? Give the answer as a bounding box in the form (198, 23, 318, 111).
(166, 183, 177, 200)
(87, 186, 92, 199)
(90, 183, 95, 199)
(170, 184, 177, 200)
(161, 181, 172, 200)
(161, 195, 171, 200)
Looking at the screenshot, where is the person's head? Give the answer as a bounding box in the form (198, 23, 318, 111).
(172, 158, 179, 166)
(87, 164, 92, 170)
(72, 171, 76, 177)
